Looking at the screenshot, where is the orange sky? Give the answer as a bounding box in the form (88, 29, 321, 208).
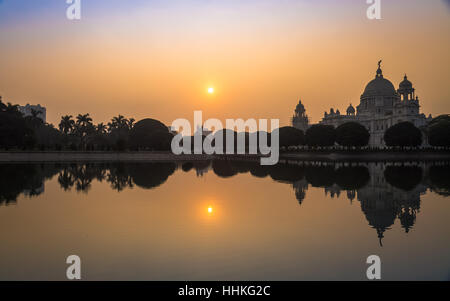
(0, 0, 449, 127)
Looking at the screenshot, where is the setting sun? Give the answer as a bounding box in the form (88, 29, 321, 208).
(207, 87, 214, 94)
(207, 206, 213, 213)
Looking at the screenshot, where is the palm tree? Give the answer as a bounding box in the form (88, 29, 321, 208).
(5, 102, 21, 116)
(75, 114, 94, 150)
(76, 113, 93, 128)
(108, 115, 128, 131)
(96, 123, 107, 134)
(0, 97, 7, 112)
(59, 115, 75, 134)
(127, 118, 135, 130)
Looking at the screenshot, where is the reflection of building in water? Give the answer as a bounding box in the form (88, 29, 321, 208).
(194, 161, 212, 177)
(347, 190, 356, 203)
(292, 179, 308, 205)
(293, 162, 429, 245)
(325, 184, 341, 199)
(196, 165, 210, 177)
(356, 163, 427, 245)
(22, 183, 45, 197)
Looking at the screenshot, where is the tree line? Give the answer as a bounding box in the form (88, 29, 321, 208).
(277, 118, 450, 150)
(1, 98, 450, 151)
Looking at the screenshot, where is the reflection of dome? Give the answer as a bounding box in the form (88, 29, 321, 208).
(360, 200, 397, 247)
(399, 75, 413, 89)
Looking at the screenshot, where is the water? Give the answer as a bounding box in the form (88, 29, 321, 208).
(0, 160, 449, 281)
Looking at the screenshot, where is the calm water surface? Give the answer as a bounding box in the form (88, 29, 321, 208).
(0, 160, 449, 280)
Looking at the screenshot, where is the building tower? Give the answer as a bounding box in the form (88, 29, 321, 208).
(398, 74, 415, 101)
(292, 99, 310, 132)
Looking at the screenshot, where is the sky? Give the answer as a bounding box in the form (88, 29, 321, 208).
(0, 0, 449, 127)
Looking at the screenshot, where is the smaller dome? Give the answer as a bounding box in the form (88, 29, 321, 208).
(347, 104, 355, 114)
(399, 74, 413, 89)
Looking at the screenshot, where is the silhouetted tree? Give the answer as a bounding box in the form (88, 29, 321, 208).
(75, 114, 95, 150)
(59, 115, 75, 135)
(249, 163, 270, 178)
(335, 166, 370, 190)
(212, 160, 239, 178)
(335, 122, 370, 147)
(34, 123, 64, 150)
(428, 115, 450, 147)
(0, 109, 36, 150)
(429, 165, 450, 196)
(384, 122, 422, 147)
(305, 124, 336, 147)
(384, 166, 423, 191)
(96, 123, 108, 134)
(269, 164, 305, 183)
(275, 126, 305, 148)
(182, 162, 194, 172)
(107, 163, 133, 191)
(128, 163, 176, 189)
(128, 118, 171, 150)
(305, 166, 336, 187)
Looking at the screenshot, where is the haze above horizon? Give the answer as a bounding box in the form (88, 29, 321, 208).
(0, 0, 449, 126)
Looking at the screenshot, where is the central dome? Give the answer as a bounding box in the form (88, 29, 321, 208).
(363, 76, 397, 97)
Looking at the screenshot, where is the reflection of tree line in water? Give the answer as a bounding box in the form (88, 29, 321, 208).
(0, 163, 177, 205)
(1, 161, 449, 245)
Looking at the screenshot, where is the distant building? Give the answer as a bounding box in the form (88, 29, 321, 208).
(19, 104, 46, 123)
(319, 61, 432, 146)
(292, 99, 310, 132)
(291, 61, 432, 147)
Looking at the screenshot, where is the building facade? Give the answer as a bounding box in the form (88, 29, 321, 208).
(318, 62, 432, 146)
(19, 104, 47, 123)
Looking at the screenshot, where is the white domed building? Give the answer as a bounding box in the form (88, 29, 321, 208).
(319, 62, 432, 146)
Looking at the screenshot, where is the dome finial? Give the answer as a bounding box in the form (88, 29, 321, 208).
(376, 60, 383, 78)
